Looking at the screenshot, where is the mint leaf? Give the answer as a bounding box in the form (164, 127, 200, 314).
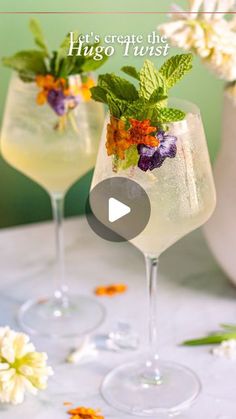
(55, 31, 79, 74)
(154, 107, 185, 123)
(139, 60, 167, 100)
(159, 54, 193, 89)
(2, 50, 47, 76)
(149, 87, 167, 105)
(123, 98, 148, 119)
(107, 94, 128, 118)
(90, 86, 108, 104)
(81, 44, 108, 72)
(18, 71, 36, 82)
(121, 66, 140, 80)
(98, 74, 139, 101)
(116, 145, 139, 171)
(123, 98, 160, 121)
(29, 19, 49, 56)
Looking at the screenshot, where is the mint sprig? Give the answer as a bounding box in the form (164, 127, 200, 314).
(91, 54, 193, 171)
(2, 19, 108, 82)
(91, 54, 193, 126)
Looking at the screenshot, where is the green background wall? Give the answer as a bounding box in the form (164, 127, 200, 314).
(0, 0, 224, 228)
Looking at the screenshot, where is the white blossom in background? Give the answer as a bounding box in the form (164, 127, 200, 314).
(0, 327, 53, 405)
(212, 339, 236, 359)
(158, 0, 236, 81)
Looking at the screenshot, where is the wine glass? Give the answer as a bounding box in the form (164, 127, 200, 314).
(91, 99, 216, 415)
(1, 73, 105, 338)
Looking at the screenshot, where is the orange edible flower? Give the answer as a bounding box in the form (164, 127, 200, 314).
(35, 74, 68, 105)
(129, 118, 159, 147)
(36, 91, 47, 105)
(106, 117, 159, 160)
(67, 406, 104, 419)
(106, 116, 131, 159)
(95, 283, 127, 297)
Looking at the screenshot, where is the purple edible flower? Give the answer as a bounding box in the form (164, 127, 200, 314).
(138, 130, 177, 172)
(47, 89, 66, 116)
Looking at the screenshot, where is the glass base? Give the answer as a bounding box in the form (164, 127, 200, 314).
(18, 295, 106, 338)
(101, 359, 201, 416)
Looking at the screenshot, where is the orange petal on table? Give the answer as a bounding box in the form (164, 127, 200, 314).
(94, 284, 128, 297)
(67, 406, 104, 418)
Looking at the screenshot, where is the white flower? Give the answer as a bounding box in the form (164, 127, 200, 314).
(0, 327, 53, 405)
(158, 0, 236, 81)
(66, 336, 97, 364)
(212, 339, 236, 359)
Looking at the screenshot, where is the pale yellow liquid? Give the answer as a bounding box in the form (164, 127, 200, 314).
(1, 76, 104, 194)
(2, 140, 97, 194)
(92, 112, 216, 256)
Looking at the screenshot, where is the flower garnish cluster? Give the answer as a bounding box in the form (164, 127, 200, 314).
(0, 326, 53, 405)
(159, 0, 236, 83)
(91, 54, 193, 172)
(2, 19, 107, 120)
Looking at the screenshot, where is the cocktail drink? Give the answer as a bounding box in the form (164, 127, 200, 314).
(1, 73, 106, 337)
(2, 76, 103, 196)
(0, 20, 108, 337)
(93, 100, 215, 256)
(90, 56, 216, 415)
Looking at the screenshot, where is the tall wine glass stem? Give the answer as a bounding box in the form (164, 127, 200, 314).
(144, 254, 162, 384)
(51, 193, 68, 315)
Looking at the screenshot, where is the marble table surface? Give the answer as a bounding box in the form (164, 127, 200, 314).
(0, 216, 236, 419)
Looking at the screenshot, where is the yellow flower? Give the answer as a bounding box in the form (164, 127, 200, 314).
(80, 78, 95, 101)
(0, 327, 53, 405)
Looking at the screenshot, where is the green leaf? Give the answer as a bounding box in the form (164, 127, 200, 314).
(29, 19, 49, 56)
(98, 73, 139, 101)
(90, 86, 108, 104)
(154, 107, 185, 123)
(55, 31, 79, 75)
(220, 324, 236, 332)
(107, 94, 122, 118)
(123, 98, 147, 115)
(182, 333, 236, 346)
(159, 53, 193, 89)
(116, 145, 139, 171)
(81, 47, 108, 72)
(121, 66, 140, 80)
(149, 87, 168, 105)
(2, 50, 47, 75)
(139, 60, 167, 100)
(18, 71, 36, 82)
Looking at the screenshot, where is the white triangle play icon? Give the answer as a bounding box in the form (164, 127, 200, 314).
(108, 197, 131, 223)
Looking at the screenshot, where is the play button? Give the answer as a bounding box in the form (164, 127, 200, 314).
(86, 177, 151, 242)
(108, 198, 131, 223)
